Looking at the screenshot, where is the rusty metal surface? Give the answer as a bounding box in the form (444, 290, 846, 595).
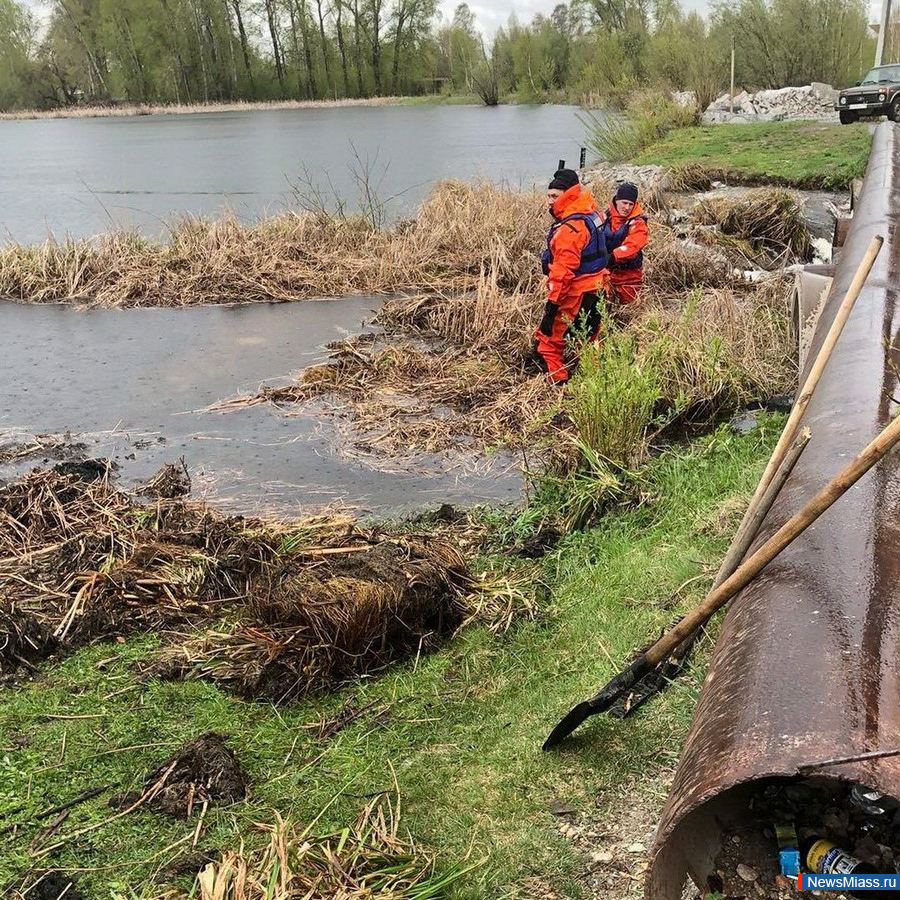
(646, 122, 900, 900)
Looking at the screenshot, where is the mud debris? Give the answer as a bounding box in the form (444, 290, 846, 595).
(110, 733, 249, 819)
(139, 459, 191, 499)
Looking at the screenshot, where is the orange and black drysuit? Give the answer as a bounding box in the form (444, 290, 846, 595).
(534, 183, 609, 383)
(602, 198, 648, 307)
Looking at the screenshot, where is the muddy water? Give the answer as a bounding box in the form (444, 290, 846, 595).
(0, 298, 520, 516)
(0, 104, 586, 244)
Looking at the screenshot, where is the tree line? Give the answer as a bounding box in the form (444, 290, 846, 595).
(0, 0, 874, 111)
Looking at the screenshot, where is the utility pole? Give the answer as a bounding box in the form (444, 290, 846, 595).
(876, 0, 892, 67)
(730, 35, 735, 114)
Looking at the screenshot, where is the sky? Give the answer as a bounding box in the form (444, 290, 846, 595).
(20, 0, 886, 41)
(20, 0, 713, 38)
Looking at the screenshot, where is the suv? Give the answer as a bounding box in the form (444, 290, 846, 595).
(836, 64, 900, 123)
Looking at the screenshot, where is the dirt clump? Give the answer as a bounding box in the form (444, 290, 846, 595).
(0, 608, 58, 679)
(110, 733, 249, 819)
(10, 871, 84, 900)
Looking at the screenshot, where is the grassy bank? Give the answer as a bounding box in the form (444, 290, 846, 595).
(0, 417, 783, 898)
(632, 121, 871, 190)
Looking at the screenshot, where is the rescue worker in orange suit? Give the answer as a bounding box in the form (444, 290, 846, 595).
(533, 168, 609, 384)
(602, 182, 648, 309)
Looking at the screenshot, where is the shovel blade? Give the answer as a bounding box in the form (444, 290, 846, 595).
(542, 701, 595, 751)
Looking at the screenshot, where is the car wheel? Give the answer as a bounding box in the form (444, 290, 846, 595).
(889, 97, 900, 122)
(839, 110, 858, 125)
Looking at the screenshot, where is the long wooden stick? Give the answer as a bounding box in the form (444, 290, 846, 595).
(614, 428, 812, 717)
(731, 234, 882, 550)
(545, 412, 900, 749)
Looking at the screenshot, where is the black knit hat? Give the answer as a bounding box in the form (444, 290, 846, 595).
(549, 168, 579, 191)
(614, 181, 639, 203)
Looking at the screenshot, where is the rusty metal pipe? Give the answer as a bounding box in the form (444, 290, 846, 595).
(646, 121, 900, 900)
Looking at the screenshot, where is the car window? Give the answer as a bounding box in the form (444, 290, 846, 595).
(861, 66, 900, 83)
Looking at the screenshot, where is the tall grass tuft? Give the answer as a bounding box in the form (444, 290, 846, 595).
(581, 89, 698, 163)
(566, 330, 662, 470)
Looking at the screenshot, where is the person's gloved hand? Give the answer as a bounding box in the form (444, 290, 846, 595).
(538, 301, 558, 336)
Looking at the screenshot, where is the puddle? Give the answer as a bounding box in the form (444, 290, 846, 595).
(0, 298, 521, 516)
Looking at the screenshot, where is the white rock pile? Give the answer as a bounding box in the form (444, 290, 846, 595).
(702, 83, 838, 124)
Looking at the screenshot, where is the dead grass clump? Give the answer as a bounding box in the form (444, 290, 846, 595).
(140, 460, 192, 499)
(0, 466, 475, 694)
(643, 225, 733, 295)
(377, 273, 543, 354)
(110, 733, 249, 819)
(667, 163, 713, 193)
(693, 189, 813, 263)
(150, 538, 470, 702)
(160, 794, 472, 899)
(234, 338, 559, 458)
(394, 180, 545, 295)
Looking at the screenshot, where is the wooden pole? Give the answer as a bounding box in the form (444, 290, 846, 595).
(545, 412, 900, 749)
(641, 411, 900, 669)
(727, 235, 882, 567)
(730, 35, 735, 114)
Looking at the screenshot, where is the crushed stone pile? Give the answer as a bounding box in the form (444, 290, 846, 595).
(703, 83, 838, 124)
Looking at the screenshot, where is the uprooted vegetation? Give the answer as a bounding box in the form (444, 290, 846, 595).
(0, 464, 534, 698)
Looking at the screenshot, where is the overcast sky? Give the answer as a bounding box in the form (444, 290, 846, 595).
(20, 0, 885, 40)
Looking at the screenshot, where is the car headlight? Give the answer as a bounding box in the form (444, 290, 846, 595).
(880, 93, 886, 102)
(840, 96, 847, 104)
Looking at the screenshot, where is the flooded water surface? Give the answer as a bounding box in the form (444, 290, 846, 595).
(0, 299, 521, 516)
(1, 103, 586, 243)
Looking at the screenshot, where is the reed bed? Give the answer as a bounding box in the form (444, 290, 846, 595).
(0, 96, 407, 121)
(0, 182, 544, 307)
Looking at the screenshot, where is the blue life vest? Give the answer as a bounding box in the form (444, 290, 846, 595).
(540, 212, 609, 277)
(603, 212, 648, 271)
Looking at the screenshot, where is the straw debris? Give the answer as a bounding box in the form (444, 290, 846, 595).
(693, 188, 813, 263)
(155, 793, 473, 900)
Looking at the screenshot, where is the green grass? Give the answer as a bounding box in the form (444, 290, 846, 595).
(0, 417, 784, 898)
(633, 121, 872, 190)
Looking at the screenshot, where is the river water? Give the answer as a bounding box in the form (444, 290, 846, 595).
(0, 299, 521, 516)
(0, 103, 586, 243)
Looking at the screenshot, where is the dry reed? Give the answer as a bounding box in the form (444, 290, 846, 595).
(154, 793, 473, 900)
(0, 96, 410, 122)
(0, 182, 544, 307)
(693, 188, 813, 263)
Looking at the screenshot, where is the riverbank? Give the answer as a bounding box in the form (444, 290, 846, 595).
(1, 122, 851, 897)
(0, 94, 483, 121)
(0, 417, 783, 899)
